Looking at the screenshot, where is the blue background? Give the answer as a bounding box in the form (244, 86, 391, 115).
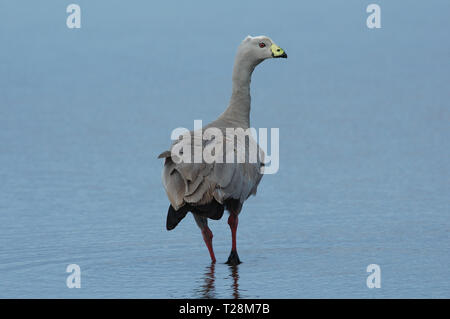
(0, 0, 449, 298)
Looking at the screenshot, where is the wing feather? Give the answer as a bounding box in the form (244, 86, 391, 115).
(159, 128, 264, 210)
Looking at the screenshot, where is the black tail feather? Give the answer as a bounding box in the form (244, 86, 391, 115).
(166, 199, 239, 230)
(166, 205, 188, 230)
(191, 200, 224, 220)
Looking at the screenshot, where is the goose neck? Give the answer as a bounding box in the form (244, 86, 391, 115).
(220, 56, 256, 128)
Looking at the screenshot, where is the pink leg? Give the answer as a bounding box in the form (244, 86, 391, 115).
(226, 214, 241, 264)
(228, 214, 238, 251)
(201, 226, 216, 263)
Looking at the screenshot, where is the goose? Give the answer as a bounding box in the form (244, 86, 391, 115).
(158, 35, 287, 265)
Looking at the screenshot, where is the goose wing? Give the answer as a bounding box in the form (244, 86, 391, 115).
(158, 129, 265, 211)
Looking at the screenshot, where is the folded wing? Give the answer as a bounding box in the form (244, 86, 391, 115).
(159, 129, 265, 212)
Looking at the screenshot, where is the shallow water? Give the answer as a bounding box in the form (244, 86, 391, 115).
(0, 1, 449, 298)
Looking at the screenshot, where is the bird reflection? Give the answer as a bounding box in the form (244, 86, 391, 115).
(196, 262, 241, 299)
(197, 262, 216, 299)
(228, 264, 240, 299)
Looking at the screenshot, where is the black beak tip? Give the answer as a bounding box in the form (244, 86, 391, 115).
(273, 52, 288, 59)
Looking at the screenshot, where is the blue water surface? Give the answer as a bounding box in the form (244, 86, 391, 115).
(0, 0, 449, 298)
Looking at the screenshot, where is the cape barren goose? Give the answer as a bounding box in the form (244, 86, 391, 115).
(158, 35, 287, 264)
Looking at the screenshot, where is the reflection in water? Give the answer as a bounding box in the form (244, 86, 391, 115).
(195, 263, 241, 299)
(228, 264, 240, 299)
(197, 263, 216, 298)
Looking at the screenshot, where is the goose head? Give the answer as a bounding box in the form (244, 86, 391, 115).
(236, 35, 287, 67)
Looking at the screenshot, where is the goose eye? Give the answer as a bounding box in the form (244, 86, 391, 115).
(259, 42, 266, 48)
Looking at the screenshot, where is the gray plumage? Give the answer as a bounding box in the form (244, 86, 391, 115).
(158, 36, 277, 214)
(159, 125, 264, 214)
(158, 35, 287, 263)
